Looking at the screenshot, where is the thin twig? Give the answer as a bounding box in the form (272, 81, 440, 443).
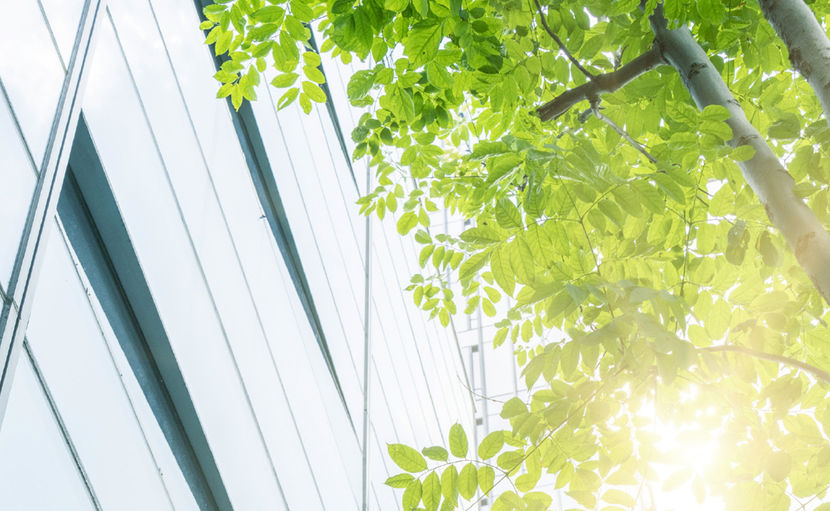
(537, 45, 665, 121)
(531, 0, 595, 80)
(589, 101, 658, 163)
(456, 374, 506, 404)
(701, 345, 830, 384)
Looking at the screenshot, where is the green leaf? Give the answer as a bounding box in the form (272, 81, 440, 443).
(757, 230, 780, 267)
(422, 446, 449, 461)
(250, 23, 280, 41)
(731, 144, 755, 161)
(488, 153, 521, 181)
(477, 431, 504, 459)
(768, 115, 800, 139)
(231, 84, 244, 109)
(603, 488, 635, 507)
(252, 6, 285, 23)
(402, 479, 422, 509)
(448, 423, 468, 457)
(215, 29, 233, 55)
(347, 70, 375, 102)
(404, 21, 443, 67)
(299, 92, 312, 113)
(700, 104, 730, 121)
(284, 15, 310, 40)
(460, 226, 503, 244)
(303, 65, 326, 84)
(700, 119, 733, 141)
(500, 397, 527, 418)
(216, 82, 233, 98)
(478, 466, 495, 494)
(458, 251, 490, 281)
(397, 212, 419, 234)
(290, 0, 314, 22)
(385, 0, 410, 11)
(697, 0, 725, 23)
(302, 81, 327, 103)
(271, 73, 299, 88)
(458, 463, 477, 500)
(422, 472, 441, 511)
(765, 451, 791, 482)
(277, 87, 299, 109)
(495, 198, 523, 229)
(386, 473, 416, 488)
(490, 246, 515, 296)
(441, 465, 458, 502)
(388, 443, 428, 472)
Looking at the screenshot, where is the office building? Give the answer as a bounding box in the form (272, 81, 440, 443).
(0, 1, 476, 509)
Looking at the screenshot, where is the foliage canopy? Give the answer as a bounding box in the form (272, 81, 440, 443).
(201, 0, 830, 508)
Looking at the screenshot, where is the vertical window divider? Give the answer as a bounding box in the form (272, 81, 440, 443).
(0, 0, 104, 423)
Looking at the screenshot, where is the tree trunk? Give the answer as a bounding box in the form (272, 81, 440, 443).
(651, 12, 830, 305)
(759, 0, 830, 130)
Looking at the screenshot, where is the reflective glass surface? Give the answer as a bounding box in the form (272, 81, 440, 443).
(40, 0, 85, 64)
(0, 92, 36, 288)
(0, 351, 95, 511)
(82, 13, 287, 509)
(0, 0, 64, 163)
(26, 221, 184, 510)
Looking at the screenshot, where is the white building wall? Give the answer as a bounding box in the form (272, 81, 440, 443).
(0, 1, 475, 510)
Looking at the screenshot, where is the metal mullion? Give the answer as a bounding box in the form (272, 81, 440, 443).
(35, 0, 69, 71)
(22, 339, 102, 510)
(0, 0, 105, 423)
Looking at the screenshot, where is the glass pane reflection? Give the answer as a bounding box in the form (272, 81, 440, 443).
(0, 93, 36, 288)
(0, 0, 65, 163)
(0, 351, 95, 511)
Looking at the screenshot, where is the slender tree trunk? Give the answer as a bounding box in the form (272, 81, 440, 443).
(759, 0, 830, 129)
(651, 11, 830, 305)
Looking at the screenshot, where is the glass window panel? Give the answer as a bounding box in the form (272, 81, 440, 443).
(0, 93, 36, 287)
(0, 0, 64, 163)
(104, 4, 331, 508)
(277, 105, 366, 370)
(81, 18, 287, 509)
(40, 0, 85, 64)
(26, 222, 179, 510)
(372, 223, 444, 442)
(0, 352, 95, 511)
(146, 5, 363, 507)
(248, 87, 364, 417)
(131, 4, 365, 506)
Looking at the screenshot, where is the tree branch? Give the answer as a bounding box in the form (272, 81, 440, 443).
(759, 0, 830, 131)
(650, 6, 830, 305)
(531, 0, 595, 81)
(701, 345, 830, 384)
(536, 45, 665, 121)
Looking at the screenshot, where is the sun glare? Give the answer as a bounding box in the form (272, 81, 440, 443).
(635, 393, 726, 511)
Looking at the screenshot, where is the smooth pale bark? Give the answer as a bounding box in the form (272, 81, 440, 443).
(651, 13, 830, 304)
(759, 0, 830, 129)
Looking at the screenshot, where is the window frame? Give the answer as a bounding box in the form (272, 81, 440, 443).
(56, 115, 233, 511)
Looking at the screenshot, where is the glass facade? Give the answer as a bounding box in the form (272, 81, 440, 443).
(0, 1, 475, 510)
